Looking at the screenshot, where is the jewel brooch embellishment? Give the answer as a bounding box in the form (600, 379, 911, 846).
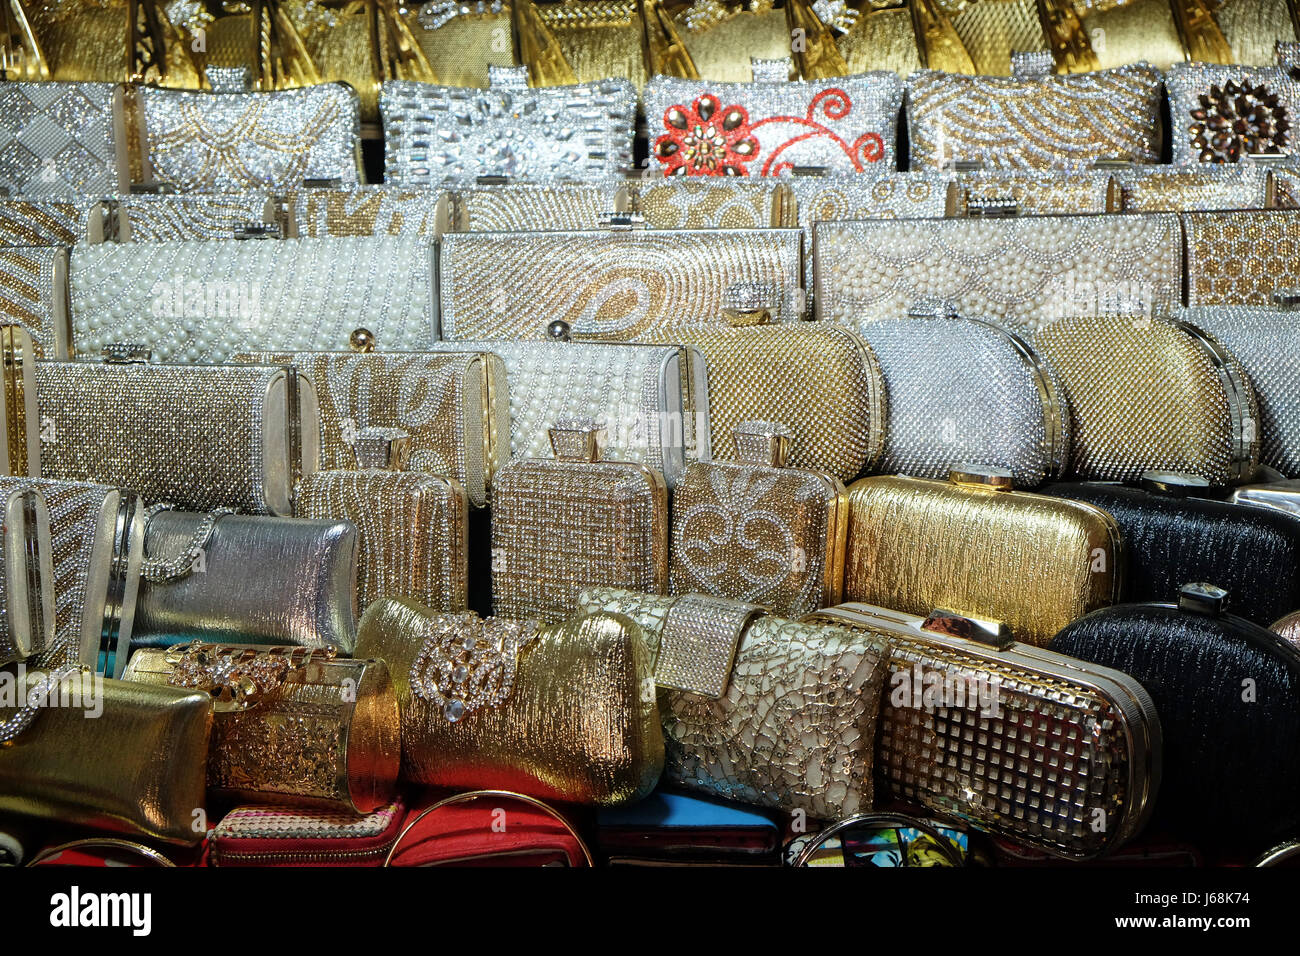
(409, 613, 541, 723)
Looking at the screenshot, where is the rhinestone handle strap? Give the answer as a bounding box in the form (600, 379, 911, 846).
(0, 666, 84, 744)
(140, 504, 236, 583)
(383, 790, 594, 867)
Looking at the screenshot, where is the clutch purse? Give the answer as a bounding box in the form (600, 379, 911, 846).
(670, 421, 847, 617)
(0, 668, 212, 844)
(35, 357, 321, 516)
(492, 420, 668, 621)
(29, 0, 200, 87)
(436, 227, 804, 340)
(292, 186, 442, 239)
(1183, 209, 1300, 306)
(639, 324, 882, 483)
(786, 172, 949, 230)
(0, 483, 54, 667)
(859, 310, 1068, 488)
(444, 182, 621, 233)
(905, 63, 1163, 170)
(1032, 315, 1260, 485)
(430, 340, 708, 487)
(1165, 52, 1299, 165)
(574, 588, 890, 820)
(1047, 476, 1300, 628)
(123, 642, 400, 814)
(208, 798, 406, 868)
(354, 600, 665, 805)
(1050, 582, 1300, 847)
(948, 170, 1116, 216)
(844, 468, 1122, 646)
(0, 199, 98, 247)
(801, 600, 1160, 859)
(813, 213, 1182, 336)
(111, 193, 285, 242)
(68, 237, 437, 363)
(628, 180, 794, 230)
(380, 71, 637, 185)
(1113, 165, 1274, 211)
(295, 428, 468, 614)
(642, 71, 904, 176)
(0, 82, 126, 197)
(0, 246, 71, 359)
(136, 83, 363, 192)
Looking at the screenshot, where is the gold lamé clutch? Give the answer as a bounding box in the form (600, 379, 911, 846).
(29, 0, 200, 86)
(844, 468, 1123, 646)
(0, 667, 212, 844)
(1033, 315, 1260, 485)
(123, 642, 400, 814)
(492, 421, 668, 622)
(576, 587, 888, 820)
(671, 421, 847, 617)
(1182, 209, 1300, 307)
(354, 599, 664, 806)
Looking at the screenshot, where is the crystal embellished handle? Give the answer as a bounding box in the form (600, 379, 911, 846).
(732, 421, 793, 468)
(354, 427, 412, 471)
(549, 419, 606, 463)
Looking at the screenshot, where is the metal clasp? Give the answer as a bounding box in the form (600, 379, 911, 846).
(921, 609, 1013, 649)
(101, 343, 151, 364)
(1178, 582, 1228, 616)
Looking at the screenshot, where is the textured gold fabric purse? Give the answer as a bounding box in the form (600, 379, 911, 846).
(670, 421, 847, 617)
(124, 642, 400, 814)
(29, 0, 200, 86)
(1183, 209, 1300, 307)
(0, 668, 212, 844)
(576, 587, 889, 820)
(1033, 315, 1260, 485)
(354, 599, 664, 805)
(844, 468, 1123, 646)
(492, 421, 668, 622)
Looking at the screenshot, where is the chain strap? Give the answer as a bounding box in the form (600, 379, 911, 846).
(140, 504, 235, 583)
(0, 665, 84, 744)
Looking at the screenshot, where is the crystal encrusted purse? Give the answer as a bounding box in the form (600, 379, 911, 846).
(813, 213, 1183, 336)
(293, 186, 442, 238)
(436, 227, 804, 340)
(785, 173, 950, 230)
(0, 482, 53, 667)
(1113, 165, 1273, 211)
(0, 199, 97, 247)
(643, 71, 903, 176)
(444, 182, 621, 233)
(627, 180, 794, 230)
(136, 83, 363, 192)
(0, 81, 126, 197)
(670, 421, 847, 617)
(0, 246, 70, 359)
(1165, 52, 1300, 165)
(905, 63, 1163, 170)
(0, 325, 38, 477)
(1183, 209, 1300, 306)
(380, 72, 637, 185)
(111, 193, 285, 242)
(1033, 315, 1260, 485)
(948, 170, 1116, 216)
(492, 421, 668, 622)
(575, 588, 888, 820)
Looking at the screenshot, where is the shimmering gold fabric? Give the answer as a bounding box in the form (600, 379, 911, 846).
(844, 474, 1122, 645)
(674, 6, 790, 82)
(1074, 0, 1188, 71)
(949, 0, 1044, 74)
(1183, 209, 1300, 307)
(1215, 0, 1298, 65)
(836, 6, 923, 76)
(355, 599, 664, 805)
(124, 646, 400, 814)
(32, 0, 200, 86)
(0, 669, 211, 843)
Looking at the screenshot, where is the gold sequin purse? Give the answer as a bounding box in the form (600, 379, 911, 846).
(670, 421, 847, 617)
(354, 599, 664, 806)
(844, 468, 1123, 646)
(1182, 209, 1300, 307)
(575, 587, 889, 820)
(491, 420, 668, 622)
(123, 642, 400, 815)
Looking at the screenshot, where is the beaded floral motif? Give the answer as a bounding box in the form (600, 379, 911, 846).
(1189, 81, 1289, 162)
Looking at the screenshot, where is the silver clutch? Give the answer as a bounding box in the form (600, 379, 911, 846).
(443, 182, 621, 233)
(0, 82, 126, 197)
(1165, 56, 1299, 165)
(642, 72, 904, 176)
(858, 312, 1069, 488)
(110, 193, 284, 242)
(436, 227, 805, 340)
(380, 72, 636, 186)
(0, 246, 71, 359)
(137, 83, 363, 192)
(68, 237, 437, 363)
(0, 480, 54, 669)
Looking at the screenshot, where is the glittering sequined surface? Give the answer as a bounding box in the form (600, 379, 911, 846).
(1166, 62, 1300, 165)
(0, 246, 65, 358)
(454, 183, 615, 232)
(355, 599, 664, 805)
(577, 588, 888, 820)
(857, 316, 1068, 488)
(844, 475, 1122, 646)
(630, 180, 787, 230)
(906, 64, 1163, 170)
(296, 469, 468, 613)
(293, 186, 443, 238)
(1183, 209, 1300, 306)
(491, 456, 667, 621)
(117, 194, 277, 241)
(69, 237, 436, 363)
(1114, 165, 1272, 211)
(380, 78, 636, 185)
(0, 199, 92, 246)
(953, 170, 1114, 214)
(138, 83, 361, 192)
(1033, 315, 1260, 485)
(814, 213, 1182, 336)
(438, 229, 804, 339)
(0, 82, 121, 197)
(786, 173, 949, 230)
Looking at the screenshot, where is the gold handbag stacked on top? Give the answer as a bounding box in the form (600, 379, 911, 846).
(28, 0, 201, 86)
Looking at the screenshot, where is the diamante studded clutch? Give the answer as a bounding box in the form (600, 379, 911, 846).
(292, 186, 442, 238)
(0, 82, 126, 197)
(112, 193, 283, 242)
(786, 173, 949, 230)
(445, 182, 620, 233)
(949, 170, 1116, 216)
(1113, 165, 1273, 211)
(628, 180, 794, 230)
(0, 199, 97, 246)
(1182, 209, 1300, 307)
(0, 246, 71, 359)
(1165, 57, 1300, 165)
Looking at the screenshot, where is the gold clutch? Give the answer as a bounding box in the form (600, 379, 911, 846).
(441, 182, 622, 234)
(948, 170, 1117, 215)
(625, 180, 792, 230)
(293, 186, 442, 238)
(844, 468, 1122, 646)
(123, 642, 400, 814)
(671, 421, 847, 617)
(354, 599, 664, 805)
(0, 246, 71, 359)
(1113, 165, 1273, 211)
(29, 0, 200, 86)
(1183, 209, 1300, 307)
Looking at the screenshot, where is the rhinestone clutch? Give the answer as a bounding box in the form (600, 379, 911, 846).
(949, 170, 1116, 215)
(0, 199, 97, 246)
(786, 173, 949, 230)
(1113, 165, 1273, 211)
(292, 186, 442, 238)
(0, 82, 125, 197)
(629, 179, 794, 230)
(112, 193, 284, 242)
(446, 182, 621, 232)
(0, 482, 54, 669)
(1182, 209, 1300, 307)
(1165, 58, 1300, 165)
(0, 246, 71, 359)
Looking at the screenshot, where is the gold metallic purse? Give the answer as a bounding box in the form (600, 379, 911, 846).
(296, 428, 469, 613)
(28, 0, 200, 86)
(1112, 165, 1274, 211)
(576, 587, 889, 819)
(627, 179, 794, 230)
(0, 325, 38, 478)
(844, 467, 1123, 646)
(1182, 209, 1300, 307)
(124, 642, 400, 814)
(354, 599, 664, 805)
(492, 420, 668, 622)
(670, 421, 847, 617)
(440, 182, 622, 234)
(1033, 314, 1261, 485)
(0, 667, 212, 844)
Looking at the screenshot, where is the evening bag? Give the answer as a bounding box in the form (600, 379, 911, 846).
(1165, 50, 1300, 164)
(1182, 209, 1300, 307)
(0, 82, 127, 197)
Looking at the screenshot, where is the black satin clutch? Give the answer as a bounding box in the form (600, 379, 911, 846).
(1050, 583, 1300, 849)
(1046, 477, 1300, 627)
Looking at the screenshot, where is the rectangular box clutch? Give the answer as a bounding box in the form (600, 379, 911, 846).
(1113, 165, 1273, 212)
(786, 173, 949, 232)
(628, 180, 793, 231)
(292, 185, 442, 238)
(948, 170, 1116, 216)
(1165, 55, 1299, 165)
(1182, 209, 1300, 307)
(111, 193, 284, 242)
(0, 199, 98, 247)
(443, 182, 620, 233)
(0, 81, 127, 196)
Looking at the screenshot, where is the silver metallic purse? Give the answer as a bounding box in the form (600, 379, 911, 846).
(0, 82, 126, 197)
(786, 173, 949, 229)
